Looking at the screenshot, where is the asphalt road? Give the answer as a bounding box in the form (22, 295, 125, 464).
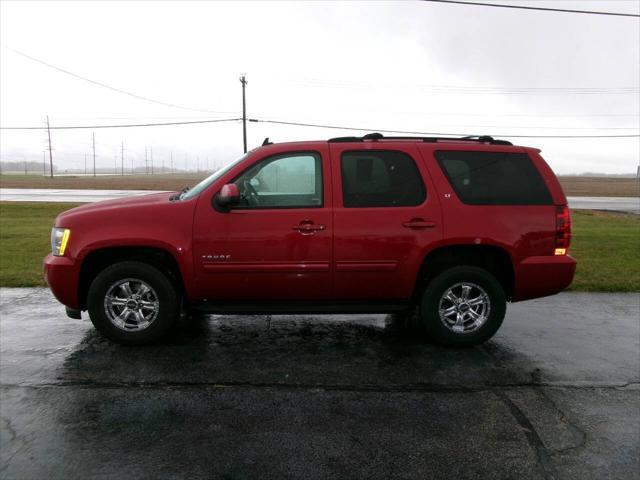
(1, 188, 639, 213)
(0, 188, 168, 203)
(567, 196, 639, 214)
(1, 289, 638, 479)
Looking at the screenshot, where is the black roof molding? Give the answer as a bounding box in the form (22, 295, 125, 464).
(328, 133, 513, 146)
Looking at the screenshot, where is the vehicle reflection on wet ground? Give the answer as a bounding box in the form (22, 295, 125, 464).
(1, 288, 638, 479)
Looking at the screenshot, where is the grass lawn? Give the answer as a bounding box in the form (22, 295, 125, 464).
(0, 202, 82, 287)
(569, 210, 640, 291)
(0, 173, 205, 191)
(0, 202, 638, 291)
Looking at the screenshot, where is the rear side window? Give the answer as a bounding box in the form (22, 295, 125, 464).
(341, 151, 426, 207)
(435, 151, 552, 205)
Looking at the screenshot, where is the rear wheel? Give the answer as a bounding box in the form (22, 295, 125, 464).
(87, 261, 179, 345)
(418, 266, 506, 347)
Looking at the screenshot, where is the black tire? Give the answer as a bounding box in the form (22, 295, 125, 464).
(418, 266, 506, 347)
(87, 261, 179, 345)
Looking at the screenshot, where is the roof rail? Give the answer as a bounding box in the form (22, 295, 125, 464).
(328, 133, 513, 146)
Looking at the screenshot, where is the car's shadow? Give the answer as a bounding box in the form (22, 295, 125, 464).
(59, 313, 535, 388)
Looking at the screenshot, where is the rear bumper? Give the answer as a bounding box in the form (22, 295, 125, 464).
(512, 255, 577, 301)
(43, 254, 80, 309)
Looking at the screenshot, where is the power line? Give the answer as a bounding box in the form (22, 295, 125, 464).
(248, 118, 640, 138)
(1, 116, 638, 138)
(0, 118, 242, 130)
(7, 48, 237, 115)
(256, 75, 639, 94)
(258, 80, 640, 96)
(268, 80, 639, 95)
(422, 0, 640, 18)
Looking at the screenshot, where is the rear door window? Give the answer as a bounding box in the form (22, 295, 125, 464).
(435, 151, 552, 205)
(341, 150, 426, 207)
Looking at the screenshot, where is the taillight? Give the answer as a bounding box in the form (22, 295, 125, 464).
(555, 205, 571, 255)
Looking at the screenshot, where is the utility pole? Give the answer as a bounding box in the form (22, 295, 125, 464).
(92, 132, 96, 177)
(121, 141, 124, 176)
(46, 116, 54, 178)
(145, 147, 148, 174)
(240, 74, 247, 153)
(151, 147, 154, 174)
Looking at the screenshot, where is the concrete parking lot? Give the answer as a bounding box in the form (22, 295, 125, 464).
(1, 289, 638, 479)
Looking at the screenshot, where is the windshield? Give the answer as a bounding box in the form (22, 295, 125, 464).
(180, 153, 249, 200)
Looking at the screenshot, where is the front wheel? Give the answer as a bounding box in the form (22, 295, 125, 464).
(418, 266, 506, 347)
(87, 261, 179, 345)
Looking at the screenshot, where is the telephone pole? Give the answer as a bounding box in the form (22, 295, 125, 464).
(145, 147, 148, 174)
(121, 141, 124, 176)
(240, 74, 247, 153)
(46, 116, 54, 178)
(92, 132, 96, 177)
(151, 147, 154, 174)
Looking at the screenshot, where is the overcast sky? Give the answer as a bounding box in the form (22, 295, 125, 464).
(1, 0, 639, 175)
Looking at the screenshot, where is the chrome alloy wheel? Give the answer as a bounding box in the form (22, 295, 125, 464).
(104, 278, 160, 332)
(438, 282, 491, 334)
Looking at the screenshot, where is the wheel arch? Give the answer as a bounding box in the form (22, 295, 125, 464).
(78, 245, 185, 310)
(413, 244, 515, 301)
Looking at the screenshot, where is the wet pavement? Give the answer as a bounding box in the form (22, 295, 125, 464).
(566, 196, 639, 215)
(0, 188, 170, 203)
(0, 289, 638, 479)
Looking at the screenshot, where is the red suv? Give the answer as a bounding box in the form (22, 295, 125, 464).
(44, 133, 576, 346)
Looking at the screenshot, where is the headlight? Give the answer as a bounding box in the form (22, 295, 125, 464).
(51, 228, 71, 256)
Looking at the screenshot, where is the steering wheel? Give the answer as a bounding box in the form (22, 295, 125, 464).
(242, 179, 260, 206)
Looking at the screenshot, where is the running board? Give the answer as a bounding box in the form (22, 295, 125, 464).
(190, 300, 412, 315)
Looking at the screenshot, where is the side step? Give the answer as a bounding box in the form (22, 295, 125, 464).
(190, 300, 412, 315)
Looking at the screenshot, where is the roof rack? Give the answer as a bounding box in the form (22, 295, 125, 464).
(328, 133, 513, 146)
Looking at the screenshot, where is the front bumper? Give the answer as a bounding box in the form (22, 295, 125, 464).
(43, 254, 81, 309)
(513, 255, 577, 301)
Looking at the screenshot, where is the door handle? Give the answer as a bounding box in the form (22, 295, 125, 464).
(293, 220, 326, 235)
(402, 218, 436, 229)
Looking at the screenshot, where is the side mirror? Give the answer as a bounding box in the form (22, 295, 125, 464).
(214, 183, 240, 211)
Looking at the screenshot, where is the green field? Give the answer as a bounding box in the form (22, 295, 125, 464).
(0, 202, 638, 291)
(569, 210, 640, 291)
(0, 202, 82, 287)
